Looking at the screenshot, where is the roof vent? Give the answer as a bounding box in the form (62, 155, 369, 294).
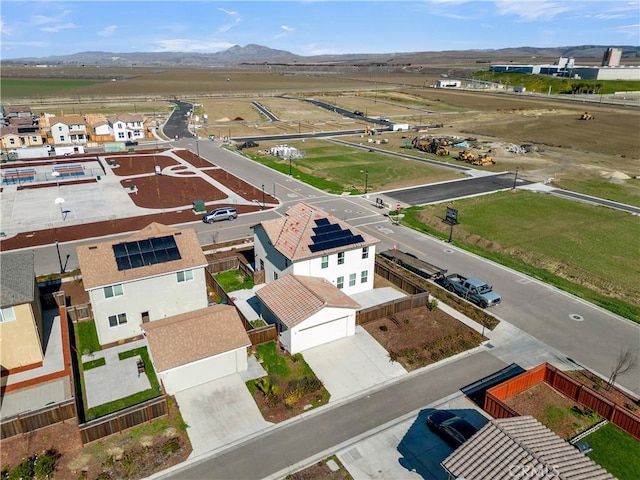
(175, 232, 182, 236)
(89, 246, 97, 250)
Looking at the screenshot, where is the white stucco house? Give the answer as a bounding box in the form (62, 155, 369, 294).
(77, 223, 208, 346)
(252, 202, 380, 296)
(109, 113, 145, 142)
(50, 115, 88, 145)
(142, 305, 251, 395)
(256, 274, 360, 354)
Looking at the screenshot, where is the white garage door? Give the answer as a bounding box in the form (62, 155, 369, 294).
(295, 316, 349, 352)
(161, 351, 239, 395)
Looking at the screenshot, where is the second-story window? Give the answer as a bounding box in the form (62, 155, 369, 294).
(177, 270, 193, 282)
(336, 276, 344, 289)
(337, 252, 345, 265)
(362, 246, 369, 259)
(104, 284, 123, 298)
(321, 255, 329, 269)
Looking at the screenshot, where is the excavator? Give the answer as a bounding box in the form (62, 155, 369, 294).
(471, 153, 496, 166)
(457, 150, 477, 162)
(411, 137, 449, 156)
(580, 112, 595, 120)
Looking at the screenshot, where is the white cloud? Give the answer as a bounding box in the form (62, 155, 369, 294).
(275, 24, 294, 39)
(98, 25, 117, 37)
(218, 8, 238, 16)
(40, 23, 76, 33)
(30, 9, 72, 27)
(613, 23, 640, 37)
(494, 1, 574, 21)
(0, 19, 9, 36)
(153, 38, 235, 53)
(2, 40, 47, 48)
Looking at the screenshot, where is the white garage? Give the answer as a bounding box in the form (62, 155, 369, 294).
(142, 305, 251, 395)
(256, 275, 360, 354)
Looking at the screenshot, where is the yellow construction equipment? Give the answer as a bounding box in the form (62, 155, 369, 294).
(457, 150, 477, 162)
(579, 112, 595, 120)
(471, 153, 496, 166)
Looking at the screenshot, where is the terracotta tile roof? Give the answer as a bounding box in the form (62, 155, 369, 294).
(52, 115, 86, 126)
(256, 274, 360, 328)
(5, 106, 32, 114)
(8, 117, 34, 126)
(141, 305, 250, 372)
(84, 114, 109, 127)
(0, 126, 19, 136)
(77, 222, 207, 290)
(442, 416, 615, 480)
(256, 202, 379, 262)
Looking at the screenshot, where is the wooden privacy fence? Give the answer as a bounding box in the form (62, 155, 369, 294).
(79, 396, 169, 445)
(67, 303, 93, 322)
(375, 262, 427, 295)
(356, 292, 431, 325)
(1, 399, 76, 440)
(248, 324, 278, 346)
(485, 362, 640, 440)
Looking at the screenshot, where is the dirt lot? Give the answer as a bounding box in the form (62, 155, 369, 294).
(362, 305, 484, 371)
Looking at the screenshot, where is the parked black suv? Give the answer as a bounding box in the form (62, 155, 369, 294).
(125, 140, 138, 146)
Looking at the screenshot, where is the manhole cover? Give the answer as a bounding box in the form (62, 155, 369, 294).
(444, 249, 454, 254)
(569, 314, 584, 321)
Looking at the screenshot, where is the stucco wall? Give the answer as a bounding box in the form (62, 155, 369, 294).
(0, 303, 44, 370)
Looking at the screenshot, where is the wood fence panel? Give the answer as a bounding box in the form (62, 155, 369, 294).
(484, 391, 519, 418)
(1, 400, 76, 440)
(611, 406, 640, 440)
(356, 292, 430, 325)
(208, 257, 239, 273)
(248, 325, 278, 346)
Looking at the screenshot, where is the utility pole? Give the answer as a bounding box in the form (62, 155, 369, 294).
(512, 166, 520, 190)
(261, 184, 265, 210)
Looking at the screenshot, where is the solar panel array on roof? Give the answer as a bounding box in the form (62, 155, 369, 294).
(113, 235, 181, 271)
(309, 218, 365, 253)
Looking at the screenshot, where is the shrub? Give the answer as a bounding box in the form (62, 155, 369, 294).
(427, 298, 439, 311)
(34, 448, 61, 479)
(161, 437, 181, 455)
(8, 455, 35, 480)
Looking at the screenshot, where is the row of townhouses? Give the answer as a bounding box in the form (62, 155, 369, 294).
(0, 105, 147, 151)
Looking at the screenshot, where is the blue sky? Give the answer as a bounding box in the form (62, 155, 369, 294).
(1, 1, 638, 59)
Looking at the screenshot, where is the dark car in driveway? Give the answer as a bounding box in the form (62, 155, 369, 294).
(125, 140, 138, 146)
(426, 410, 479, 447)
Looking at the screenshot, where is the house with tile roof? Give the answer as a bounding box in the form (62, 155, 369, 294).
(253, 202, 380, 296)
(76, 223, 208, 346)
(0, 252, 45, 374)
(50, 115, 88, 145)
(256, 274, 360, 354)
(109, 113, 145, 143)
(442, 415, 615, 479)
(142, 305, 251, 394)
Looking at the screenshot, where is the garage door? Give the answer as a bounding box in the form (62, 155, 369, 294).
(161, 351, 239, 394)
(295, 316, 349, 352)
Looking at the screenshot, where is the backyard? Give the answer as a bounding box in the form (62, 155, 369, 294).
(583, 422, 640, 480)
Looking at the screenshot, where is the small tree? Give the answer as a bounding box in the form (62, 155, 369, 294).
(605, 346, 638, 392)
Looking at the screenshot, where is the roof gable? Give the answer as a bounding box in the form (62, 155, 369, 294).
(142, 305, 250, 372)
(256, 202, 379, 262)
(256, 274, 360, 328)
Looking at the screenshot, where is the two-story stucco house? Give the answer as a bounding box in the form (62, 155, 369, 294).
(109, 113, 145, 143)
(0, 252, 44, 374)
(76, 223, 208, 347)
(51, 115, 88, 145)
(252, 202, 380, 295)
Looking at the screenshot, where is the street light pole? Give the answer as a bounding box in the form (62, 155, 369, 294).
(261, 184, 265, 210)
(364, 170, 369, 194)
(196, 137, 200, 157)
(289, 156, 292, 176)
(512, 166, 520, 190)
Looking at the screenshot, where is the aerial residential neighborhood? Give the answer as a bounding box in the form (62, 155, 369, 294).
(1, 17, 639, 480)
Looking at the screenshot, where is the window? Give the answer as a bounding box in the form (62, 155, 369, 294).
(108, 313, 127, 327)
(259, 259, 264, 271)
(349, 273, 356, 287)
(336, 276, 344, 289)
(58, 126, 63, 131)
(104, 284, 123, 298)
(59, 136, 65, 142)
(337, 252, 345, 265)
(361, 270, 368, 284)
(273, 272, 279, 280)
(0, 307, 16, 322)
(9, 139, 15, 145)
(177, 270, 193, 282)
(362, 247, 369, 259)
(321, 255, 329, 269)
(117, 132, 125, 139)
(31, 136, 38, 142)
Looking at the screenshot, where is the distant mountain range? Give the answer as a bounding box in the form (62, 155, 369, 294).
(4, 44, 639, 67)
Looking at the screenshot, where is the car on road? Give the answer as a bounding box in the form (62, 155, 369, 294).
(202, 207, 238, 223)
(426, 410, 479, 447)
(353, 110, 364, 116)
(125, 140, 139, 146)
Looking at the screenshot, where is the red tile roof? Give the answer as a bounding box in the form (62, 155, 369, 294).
(256, 202, 379, 262)
(142, 305, 250, 372)
(256, 274, 360, 328)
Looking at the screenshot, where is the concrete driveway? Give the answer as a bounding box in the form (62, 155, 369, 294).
(337, 393, 491, 480)
(302, 326, 407, 402)
(174, 359, 272, 458)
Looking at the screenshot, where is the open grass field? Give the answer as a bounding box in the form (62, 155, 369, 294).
(242, 138, 464, 194)
(401, 191, 640, 321)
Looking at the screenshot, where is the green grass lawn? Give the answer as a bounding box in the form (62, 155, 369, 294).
(0, 78, 104, 97)
(214, 269, 254, 292)
(553, 178, 640, 208)
(75, 320, 102, 354)
(401, 190, 640, 322)
(244, 138, 462, 194)
(584, 422, 640, 480)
